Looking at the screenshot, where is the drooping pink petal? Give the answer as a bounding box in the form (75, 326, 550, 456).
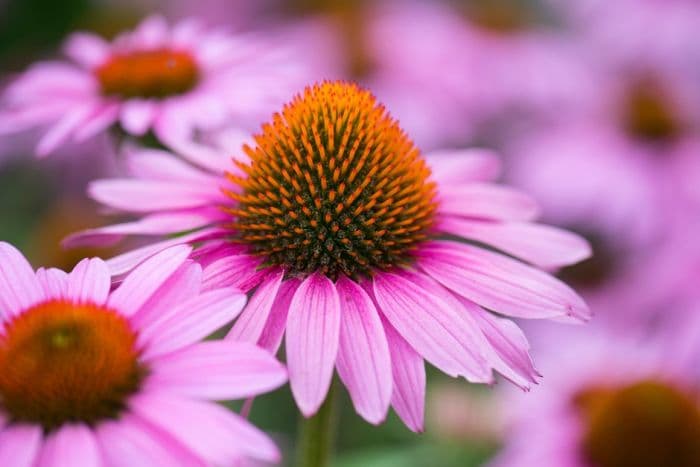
(36, 267, 69, 300)
(88, 179, 224, 213)
(120, 100, 155, 136)
(460, 298, 539, 390)
(66, 258, 111, 305)
(396, 269, 496, 381)
(96, 413, 202, 467)
(227, 270, 284, 343)
(36, 424, 100, 467)
(147, 341, 287, 400)
(201, 254, 267, 293)
(130, 392, 280, 464)
(0, 242, 43, 318)
(372, 271, 491, 381)
(63, 32, 110, 68)
(418, 241, 590, 321)
(130, 261, 202, 331)
(438, 217, 591, 268)
(139, 288, 246, 359)
(286, 273, 341, 417)
(0, 424, 43, 467)
(257, 278, 300, 353)
(382, 317, 426, 433)
(426, 148, 502, 184)
(438, 183, 539, 221)
(108, 244, 192, 316)
(335, 276, 392, 425)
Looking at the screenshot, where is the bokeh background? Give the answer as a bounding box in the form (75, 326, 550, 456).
(1, 0, 699, 466)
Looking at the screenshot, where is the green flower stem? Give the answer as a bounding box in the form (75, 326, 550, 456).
(295, 381, 339, 467)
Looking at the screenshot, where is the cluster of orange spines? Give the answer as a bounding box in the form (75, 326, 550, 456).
(224, 81, 437, 279)
(95, 49, 199, 99)
(0, 300, 144, 429)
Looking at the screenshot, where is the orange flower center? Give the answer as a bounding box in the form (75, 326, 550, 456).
(623, 78, 681, 142)
(95, 49, 199, 99)
(574, 380, 700, 467)
(0, 300, 145, 430)
(225, 81, 438, 279)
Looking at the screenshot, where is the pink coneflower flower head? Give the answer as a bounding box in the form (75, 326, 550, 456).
(0, 242, 286, 466)
(71, 81, 591, 431)
(492, 324, 700, 467)
(0, 15, 308, 157)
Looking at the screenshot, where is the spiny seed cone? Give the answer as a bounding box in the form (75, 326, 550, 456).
(224, 81, 438, 280)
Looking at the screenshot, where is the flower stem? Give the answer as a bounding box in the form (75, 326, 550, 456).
(295, 381, 339, 467)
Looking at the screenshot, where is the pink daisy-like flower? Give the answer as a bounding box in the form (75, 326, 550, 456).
(491, 322, 700, 467)
(69, 81, 591, 430)
(0, 15, 309, 157)
(0, 242, 287, 466)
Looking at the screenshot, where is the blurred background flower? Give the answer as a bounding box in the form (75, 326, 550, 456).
(0, 0, 699, 465)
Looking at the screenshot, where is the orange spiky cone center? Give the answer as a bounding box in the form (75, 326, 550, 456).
(224, 81, 438, 279)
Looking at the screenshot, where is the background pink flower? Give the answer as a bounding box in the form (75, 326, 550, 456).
(0, 15, 315, 156)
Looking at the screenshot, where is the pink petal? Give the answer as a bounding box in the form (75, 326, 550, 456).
(132, 15, 169, 48)
(130, 392, 280, 464)
(6, 62, 93, 98)
(139, 287, 246, 359)
(104, 228, 222, 276)
(418, 241, 590, 321)
(95, 413, 202, 467)
(286, 273, 341, 417)
(0, 424, 43, 467)
(130, 261, 202, 331)
(36, 424, 100, 467)
(335, 276, 392, 425)
(438, 183, 540, 221)
(227, 270, 284, 343)
(125, 149, 219, 183)
(257, 278, 300, 353)
(382, 318, 426, 433)
(63, 211, 218, 248)
(36, 267, 69, 300)
(120, 100, 155, 136)
(372, 271, 491, 381)
(36, 104, 95, 157)
(63, 32, 110, 68)
(201, 255, 267, 293)
(88, 179, 224, 212)
(426, 148, 502, 184)
(108, 245, 192, 316)
(67, 258, 111, 305)
(0, 242, 43, 318)
(147, 341, 287, 399)
(72, 103, 120, 142)
(439, 217, 592, 268)
(161, 137, 232, 174)
(461, 298, 539, 389)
